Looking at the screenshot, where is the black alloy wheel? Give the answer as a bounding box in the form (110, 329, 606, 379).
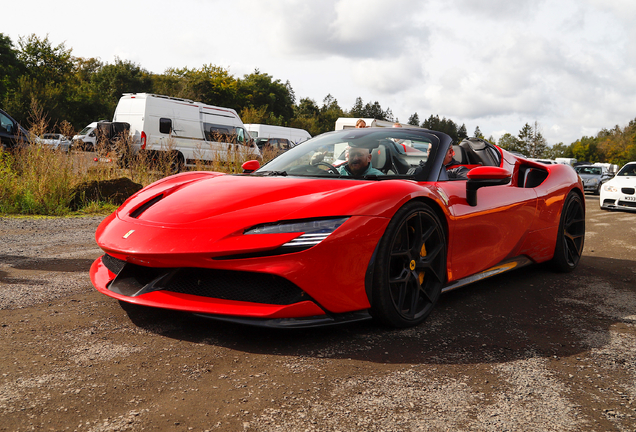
(551, 191, 585, 272)
(372, 201, 447, 328)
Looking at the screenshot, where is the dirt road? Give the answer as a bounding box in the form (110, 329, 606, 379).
(1, 194, 635, 431)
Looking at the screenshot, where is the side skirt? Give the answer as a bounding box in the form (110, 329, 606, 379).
(442, 256, 533, 294)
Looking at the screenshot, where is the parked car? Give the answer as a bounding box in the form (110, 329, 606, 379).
(37, 133, 71, 152)
(255, 137, 294, 156)
(244, 124, 311, 147)
(600, 162, 636, 212)
(90, 127, 585, 329)
(574, 165, 613, 194)
(0, 108, 30, 150)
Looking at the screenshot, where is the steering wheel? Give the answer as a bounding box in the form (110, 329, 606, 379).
(314, 161, 339, 175)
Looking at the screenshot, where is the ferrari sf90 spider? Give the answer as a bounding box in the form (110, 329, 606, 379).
(90, 128, 585, 328)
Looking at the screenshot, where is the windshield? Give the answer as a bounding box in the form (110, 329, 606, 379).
(617, 163, 636, 177)
(253, 128, 440, 180)
(78, 126, 93, 135)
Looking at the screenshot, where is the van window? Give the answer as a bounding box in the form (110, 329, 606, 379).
(159, 118, 172, 134)
(204, 122, 234, 142)
(236, 127, 246, 144)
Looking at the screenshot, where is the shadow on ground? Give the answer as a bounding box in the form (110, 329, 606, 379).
(119, 255, 636, 366)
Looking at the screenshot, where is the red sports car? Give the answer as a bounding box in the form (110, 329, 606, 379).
(90, 128, 585, 328)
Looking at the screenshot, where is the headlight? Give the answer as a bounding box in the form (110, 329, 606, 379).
(603, 184, 618, 192)
(245, 217, 349, 248)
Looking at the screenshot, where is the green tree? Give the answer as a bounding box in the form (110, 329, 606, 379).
(497, 133, 524, 154)
(155, 64, 238, 108)
(348, 97, 393, 121)
(237, 70, 295, 124)
(517, 121, 548, 158)
(4, 34, 76, 127)
(0, 33, 23, 101)
(458, 124, 468, 140)
(90, 58, 153, 114)
(473, 126, 484, 139)
(543, 142, 570, 160)
(421, 115, 459, 142)
(408, 112, 420, 126)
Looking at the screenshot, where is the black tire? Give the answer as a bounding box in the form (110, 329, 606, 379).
(550, 191, 585, 272)
(371, 201, 447, 328)
(168, 151, 185, 174)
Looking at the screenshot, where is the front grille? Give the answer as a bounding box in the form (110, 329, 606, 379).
(617, 200, 636, 208)
(621, 187, 635, 195)
(164, 268, 307, 305)
(101, 254, 308, 305)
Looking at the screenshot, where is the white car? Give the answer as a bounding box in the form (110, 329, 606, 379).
(600, 162, 636, 211)
(37, 133, 71, 152)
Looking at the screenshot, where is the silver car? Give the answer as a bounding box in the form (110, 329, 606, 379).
(37, 133, 71, 152)
(575, 165, 613, 194)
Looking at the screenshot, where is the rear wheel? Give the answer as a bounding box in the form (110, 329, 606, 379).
(372, 202, 446, 328)
(551, 191, 585, 272)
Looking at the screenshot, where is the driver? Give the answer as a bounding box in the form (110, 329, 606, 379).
(338, 145, 384, 177)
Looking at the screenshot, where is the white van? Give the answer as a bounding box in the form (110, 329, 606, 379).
(244, 124, 311, 149)
(555, 157, 578, 166)
(72, 122, 98, 149)
(334, 117, 413, 130)
(113, 93, 260, 168)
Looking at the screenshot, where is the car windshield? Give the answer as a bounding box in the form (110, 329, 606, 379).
(575, 166, 602, 175)
(78, 126, 92, 135)
(252, 128, 440, 179)
(617, 164, 636, 177)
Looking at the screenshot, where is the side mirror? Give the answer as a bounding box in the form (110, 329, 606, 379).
(466, 166, 511, 206)
(241, 160, 260, 173)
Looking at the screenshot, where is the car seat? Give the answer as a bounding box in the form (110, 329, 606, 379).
(371, 144, 389, 172)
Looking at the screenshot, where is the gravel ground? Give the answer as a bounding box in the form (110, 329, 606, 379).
(1, 195, 636, 431)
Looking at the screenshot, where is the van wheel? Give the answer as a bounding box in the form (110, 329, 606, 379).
(169, 151, 185, 174)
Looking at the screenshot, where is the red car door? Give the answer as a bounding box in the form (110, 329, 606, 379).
(435, 179, 538, 282)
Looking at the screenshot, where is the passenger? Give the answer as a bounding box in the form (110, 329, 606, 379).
(355, 119, 367, 128)
(338, 145, 384, 177)
(392, 122, 402, 128)
(443, 145, 469, 179)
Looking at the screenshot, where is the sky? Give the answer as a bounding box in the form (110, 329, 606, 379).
(4, 0, 636, 145)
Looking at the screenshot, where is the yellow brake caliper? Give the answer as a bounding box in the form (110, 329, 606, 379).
(419, 242, 427, 285)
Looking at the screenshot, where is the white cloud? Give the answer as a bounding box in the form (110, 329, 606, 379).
(2, 0, 635, 146)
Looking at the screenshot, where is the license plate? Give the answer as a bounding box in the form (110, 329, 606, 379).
(625, 196, 636, 201)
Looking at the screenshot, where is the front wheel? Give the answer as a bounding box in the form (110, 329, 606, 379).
(371, 202, 447, 328)
(550, 191, 585, 272)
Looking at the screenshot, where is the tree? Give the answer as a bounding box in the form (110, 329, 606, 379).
(421, 115, 459, 142)
(0, 33, 23, 101)
(458, 124, 468, 140)
(518, 121, 547, 158)
(4, 34, 76, 127)
(497, 133, 524, 154)
(473, 126, 484, 139)
(408, 112, 420, 126)
(90, 58, 153, 116)
(237, 70, 295, 124)
(348, 97, 393, 121)
(543, 142, 570, 160)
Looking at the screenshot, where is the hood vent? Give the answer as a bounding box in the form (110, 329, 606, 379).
(129, 194, 164, 218)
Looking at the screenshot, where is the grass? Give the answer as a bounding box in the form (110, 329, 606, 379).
(0, 130, 278, 217)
